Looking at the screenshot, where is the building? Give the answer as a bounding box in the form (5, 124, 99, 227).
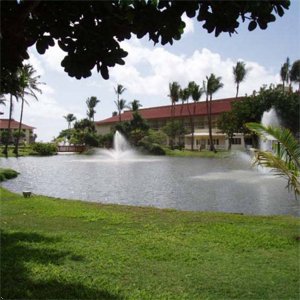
(0, 119, 36, 144)
(95, 97, 245, 150)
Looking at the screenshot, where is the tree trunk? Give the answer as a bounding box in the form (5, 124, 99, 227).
(236, 83, 239, 98)
(3, 94, 14, 157)
(14, 97, 25, 157)
(208, 95, 216, 152)
(228, 136, 232, 150)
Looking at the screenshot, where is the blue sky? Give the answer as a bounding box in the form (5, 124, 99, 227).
(2, 1, 300, 142)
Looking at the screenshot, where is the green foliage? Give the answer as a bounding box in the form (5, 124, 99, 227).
(233, 61, 248, 97)
(0, 168, 19, 181)
(246, 123, 300, 195)
(115, 110, 149, 146)
(1, 187, 299, 299)
(231, 86, 300, 134)
(138, 130, 167, 155)
(86, 96, 100, 121)
(141, 129, 168, 146)
(1, 130, 10, 145)
(217, 111, 239, 150)
(290, 60, 300, 89)
(98, 132, 114, 148)
(63, 113, 76, 129)
(82, 132, 99, 147)
(31, 143, 57, 156)
(163, 120, 186, 141)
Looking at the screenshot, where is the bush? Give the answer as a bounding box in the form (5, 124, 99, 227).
(138, 140, 166, 155)
(31, 143, 57, 156)
(149, 143, 166, 155)
(0, 168, 19, 182)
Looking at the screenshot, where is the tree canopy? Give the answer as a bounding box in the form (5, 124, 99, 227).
(1, 0, 290, 94)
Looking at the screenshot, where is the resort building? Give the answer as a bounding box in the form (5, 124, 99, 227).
(0, 119, 36, 144)
(95, 97, 245, 150)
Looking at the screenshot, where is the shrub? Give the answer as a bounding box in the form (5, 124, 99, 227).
(138, 140, 166, 155)
(31, 143, 57, 156)
(0, 168, 19, 182)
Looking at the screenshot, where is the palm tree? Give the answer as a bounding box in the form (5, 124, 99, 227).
(233, 61, 248, 97)
(130, 99, 142, 112)
(188, 81, 203, 150)
(114, 98, 129, 122)
(290, 60, 300, 91)
(280, 57, 290, 92)
(114, 84, 126, 122)
(2, 70, 22, 157)
(204, 74, 224, 152)
(246, 122, 300, 195)
(14, 64, 43, 157)
(168, 82, 180, 148)
(168, 82, 180, 116)
(86, 96, 100, 121)
(63, 113, 77, 129)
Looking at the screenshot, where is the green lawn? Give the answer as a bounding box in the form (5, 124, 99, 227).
(1, 187, 299, 299)
(164, 148, 231, 158)
(0, 145, 35, 157)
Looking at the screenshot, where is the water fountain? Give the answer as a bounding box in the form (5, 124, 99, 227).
(260, 107, 280, 151)
(99, 130, 138, 160)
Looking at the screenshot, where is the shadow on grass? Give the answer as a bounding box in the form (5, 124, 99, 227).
(1, 231, 123, 299)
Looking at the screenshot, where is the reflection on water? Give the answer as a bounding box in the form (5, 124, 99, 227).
(1, 153, 299, 216)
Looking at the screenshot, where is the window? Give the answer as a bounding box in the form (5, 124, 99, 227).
(232, 138, 241, 145)
(207, 139, 219, 145)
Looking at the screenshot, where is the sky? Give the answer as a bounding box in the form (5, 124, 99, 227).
(2, 1, 300, 142)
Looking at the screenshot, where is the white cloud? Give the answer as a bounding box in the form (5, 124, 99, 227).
(110, 39, 279, 104)
(43, 43, 66, 73)
(182, 14, 194, 34)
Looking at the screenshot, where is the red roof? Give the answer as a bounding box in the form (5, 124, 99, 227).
(96, 97, 242, 125)
(0, 119, 35, 130)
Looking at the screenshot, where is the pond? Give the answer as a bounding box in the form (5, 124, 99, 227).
(1, 151, 299, 216)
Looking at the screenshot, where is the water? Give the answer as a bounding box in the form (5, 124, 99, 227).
(1, 152, 299, 216)
(260, 108, 280, 151)
(98, 131, 138, 160)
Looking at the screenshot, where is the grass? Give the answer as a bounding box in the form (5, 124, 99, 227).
(1, 187, 299, 299)
(0, 168, 19, 181)
(165, 148, 231, 158)
(0, 145, 36, 157)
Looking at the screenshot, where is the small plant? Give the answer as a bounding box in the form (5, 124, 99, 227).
(0, 168, 19, 181)
(31, 142, 57, 156)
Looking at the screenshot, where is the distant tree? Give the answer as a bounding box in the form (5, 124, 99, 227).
(114, 84, 126, 122)
(63, 113, 76, 129)
(2, 70, 21, 157)
(204, 74, 224, 152)
(162, 120, 186, 149)
(290, 60, 300, 91)
(233, 61, 248, 97)
(280, 57, 290, 91)
(130, 99, 142, 112)
(14, 64, 42, 157)
(168, 82, 180, 148)
(86, 96, 100, 121)
(217, 111, 239, 150)
(112, 111, 118, 117)
(188, 81, 203, 150)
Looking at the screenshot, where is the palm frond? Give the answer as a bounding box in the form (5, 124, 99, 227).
(247, 122, 300, 196)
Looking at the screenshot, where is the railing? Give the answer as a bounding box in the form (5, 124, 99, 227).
(57, 145, 86, 152)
